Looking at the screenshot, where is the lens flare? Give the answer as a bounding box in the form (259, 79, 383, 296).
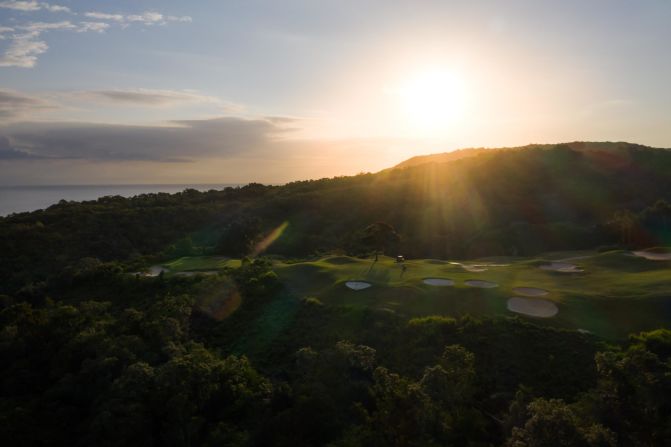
(252, 221, 289, 256)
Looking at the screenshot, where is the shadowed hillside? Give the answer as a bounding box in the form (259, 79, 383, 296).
(392, 147, 491, 169)
(392, 141, 662, 170)
(2, 142, 671, 293)
(2, 142, 671, 447)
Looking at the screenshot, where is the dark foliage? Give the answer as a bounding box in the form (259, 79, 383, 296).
(1, 143, 671, 445)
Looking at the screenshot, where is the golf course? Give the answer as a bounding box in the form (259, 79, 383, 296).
(151, 248, 671, 340)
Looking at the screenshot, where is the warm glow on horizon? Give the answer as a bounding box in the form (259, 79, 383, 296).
(395, 68, 469, 137)
(1, 1, 670, 185)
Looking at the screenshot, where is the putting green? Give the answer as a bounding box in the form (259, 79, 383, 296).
(465, 279, 499, 288)
(160, 251, 671, 339)
(513, 287, 549, 297)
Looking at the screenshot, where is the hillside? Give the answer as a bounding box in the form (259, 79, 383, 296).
(2, 141, 671, 294)
(392, 147, 491, 169)
(2, 141, 671, 446)
(392, 141, 665, 169)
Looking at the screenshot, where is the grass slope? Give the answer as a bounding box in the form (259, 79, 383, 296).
(163, 250, 671, 339)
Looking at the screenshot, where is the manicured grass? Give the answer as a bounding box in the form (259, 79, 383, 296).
(162, 256, 241, 271)
(165, 250, 671, 339)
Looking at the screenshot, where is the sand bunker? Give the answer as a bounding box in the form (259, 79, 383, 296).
(145, 266, 169, 277)
(462, 265, 488, 272)
(507, 297, 558, 318)
(464, 279, 499, 288)
(513, 287, 549, 297)
(345, 281, 372, 290)
(423, 278, 455, 286)
(539, 262, 583, 273)
(632, 250, 671, 261)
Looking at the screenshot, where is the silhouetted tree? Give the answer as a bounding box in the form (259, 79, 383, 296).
(361, 222, 400, 261)
(216, 218, 261, 257)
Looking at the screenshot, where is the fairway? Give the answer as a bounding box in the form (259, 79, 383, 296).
(161, 250, 671, 339)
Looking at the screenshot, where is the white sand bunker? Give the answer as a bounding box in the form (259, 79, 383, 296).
(345, 281, 372, 290)
(540, 262, 583, 273)
(423, 278, 455, 286)
(462, 265, 488, 272)
(507, 297, 558, 318)
(513, 287, 549, 297)
(465, 279, 499, 288)
(145, 266, 169, 277)
(632, 250, 671, 261)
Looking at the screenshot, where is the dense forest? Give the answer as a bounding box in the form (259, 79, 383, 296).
(1, 142, 671, 446)
(2, 142, 671, 295)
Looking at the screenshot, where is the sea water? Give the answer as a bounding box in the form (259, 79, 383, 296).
(0, 184, 237, 216)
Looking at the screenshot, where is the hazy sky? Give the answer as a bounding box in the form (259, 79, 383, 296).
(1, 0, 670, 184)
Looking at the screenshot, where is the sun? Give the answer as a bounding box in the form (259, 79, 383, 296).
(395, 68, 468, 136)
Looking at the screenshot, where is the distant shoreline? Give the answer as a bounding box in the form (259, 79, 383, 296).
(0, 184, 240, 189)
(0, 184, 242, 216)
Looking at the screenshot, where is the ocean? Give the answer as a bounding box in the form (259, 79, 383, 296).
(0, 184, 237, 216)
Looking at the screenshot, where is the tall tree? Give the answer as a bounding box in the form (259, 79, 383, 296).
(361, 222, 400, 262)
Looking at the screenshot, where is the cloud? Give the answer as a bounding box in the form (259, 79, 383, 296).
(20, 20, 75, 32)
(84, 10, 192, 26)
(75, 89, 222, 107)
(42, 3, 68, 13)
(0, 21, 75, 67)
(77, 22, 110, 33)
(0, 136, 41, 159)
(0, 117, 298, 162)
(0, 26, 14, 39)
(0, 1, 70, 13)
(0, 31, 48, 67)
(0, 88, 55, 119)
(0, 8, 192, 67)
(83, 12, 124, 22)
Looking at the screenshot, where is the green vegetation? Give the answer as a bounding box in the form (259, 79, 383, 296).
(153, 251, 671, 340)
(163, 256, 240, 271)
(1, 142, 670, 445)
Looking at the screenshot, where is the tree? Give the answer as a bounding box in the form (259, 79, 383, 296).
(607, 210, 637, 246)
(425, 344, 476, 405)
(506, 398, 615, 447)
(360, 222, 400, 262)
(216, 218, 261, 257)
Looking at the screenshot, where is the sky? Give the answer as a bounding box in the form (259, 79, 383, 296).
(0, 0, 670, 185)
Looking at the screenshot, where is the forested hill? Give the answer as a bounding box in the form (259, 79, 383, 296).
(391, 147, 490, 169)
(2, 142, 671, 446)
(391, 141, 662, 170)
(2, 141, 671, 294)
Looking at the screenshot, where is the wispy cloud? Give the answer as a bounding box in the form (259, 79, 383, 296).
(20, 20, 75, 32)
(0, 7, 192, 67)
(0, 22, 76, 67)
(0, 88, 55, 119)
(0, 117, 297, 161)
(82, 12, 124, 22)
(0, 31, 48, 67)
(0, 1, 70, 13)
(77, 22, 110, 33)
(74, 88, 223, 107)
(0, 25, 14, 39)
(84, 10, 192, 26)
